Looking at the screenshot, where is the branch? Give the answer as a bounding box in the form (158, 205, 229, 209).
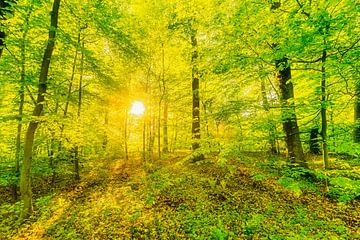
(295, 0, 310, 17)
(25, 85, 36, 105)
(266, 76, 280, 98)
(292, 56, 322, 63)
(292, 68, 322, 72)
(339, 37, 360, 59)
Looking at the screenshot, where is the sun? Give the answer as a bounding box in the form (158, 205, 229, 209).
(129, 101, 145, 116)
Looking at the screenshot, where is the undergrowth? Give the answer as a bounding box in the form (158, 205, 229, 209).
(0, 154, 359, 239)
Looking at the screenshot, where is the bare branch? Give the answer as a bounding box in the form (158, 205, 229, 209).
(25, 86, 36, 105)
(295, 0, 310, 17)
(292, 57, 322, 64)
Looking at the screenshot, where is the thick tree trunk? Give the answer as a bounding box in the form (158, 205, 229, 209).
(0, 0, 17, 58)
(191, 32, 203, 161)
(310, 128, 321, 155)
(354, 80, 360, 143)
(20, 0, 60, 219)
(276, 57, 306, 167)
(0, 30, 4, 58)
(320, 49, 329, 169)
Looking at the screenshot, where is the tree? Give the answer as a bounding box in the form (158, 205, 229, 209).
(276, 57, 306, 166)
(20, 0, 61, 219)
(0, 0, 16, 58)
(355, 80, 360, 143)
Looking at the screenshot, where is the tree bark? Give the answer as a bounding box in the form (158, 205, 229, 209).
(163, 100, 169, 153)
(158, 100, 161, 159)
(161, 45, 169, 154)
(103, 107, 109, 151)
(0, 0, 14, 58)
(320, 49, 329, 169)
(354, 80, 360, 143)
(20, 0, 61, 219)
(310, 127, 321, 155)
(276, 57, 307, 167)
(191, 31, 203, 161)
(0, 31, 4, 58)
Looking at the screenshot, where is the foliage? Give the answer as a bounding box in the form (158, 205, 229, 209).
(0, 0, 359, 238)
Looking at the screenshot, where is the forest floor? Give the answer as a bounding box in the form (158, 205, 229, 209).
(1, 153, 360, 239)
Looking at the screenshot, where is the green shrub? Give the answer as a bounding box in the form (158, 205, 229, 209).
(328, 177, 360, 202)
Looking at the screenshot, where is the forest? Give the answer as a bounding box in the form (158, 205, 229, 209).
(0, 0, 359, 239)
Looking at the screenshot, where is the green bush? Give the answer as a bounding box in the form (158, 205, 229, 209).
(328, 177, 360, 202)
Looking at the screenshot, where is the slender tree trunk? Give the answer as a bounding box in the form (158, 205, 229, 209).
(158, 100, 161, 159)
(161, 44, 169, 154)
(171, 119, 178, 153)
(58, 33, 80, 153)
(124, 109, 129, 161)
(163, 100, 169, 153)
(77, 41, 84, 118)
(354, 80, 360, 143)
(276, 57, 307, 167)
(13, 9, 32, 200)
(103, 107, 109, 151)
(20, 0, 61, 219)
(261, 79, 277, 154)
(149, 115, 155, 159)
(64, 44, 79, 116)
(321, 49, 329, 169)
(74, 40, 84, 181)
(48, 101, 59, 186)
(191, 31, 203, 161)
(143, 116, 146, 160)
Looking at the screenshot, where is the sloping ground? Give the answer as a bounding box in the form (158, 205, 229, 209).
(2, 155, 360, 239)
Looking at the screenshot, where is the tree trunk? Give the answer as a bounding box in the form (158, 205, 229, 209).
(103, 107, 109, 151)
(74, 39, 84, 181)
(276, 57, 306, 167)
(321, 49, 329, 169)
(163, 100, 169, 153)
(354, 80, 360, 143)
(13, 8, 32, 200)
(191, 31, 203, 161)
(149, 115, 155, 159)
(158, 100, 161, 159)
(124, 109, 129, 161)
(0, 0, 14, 58)
(20, 0, 61, 219)
(142, 116, 146, 160)
(261, 79, 277, 154)
(0, 30, 4, 58)
(161, 45, 169, 154)
(310, 128, 321, 155)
